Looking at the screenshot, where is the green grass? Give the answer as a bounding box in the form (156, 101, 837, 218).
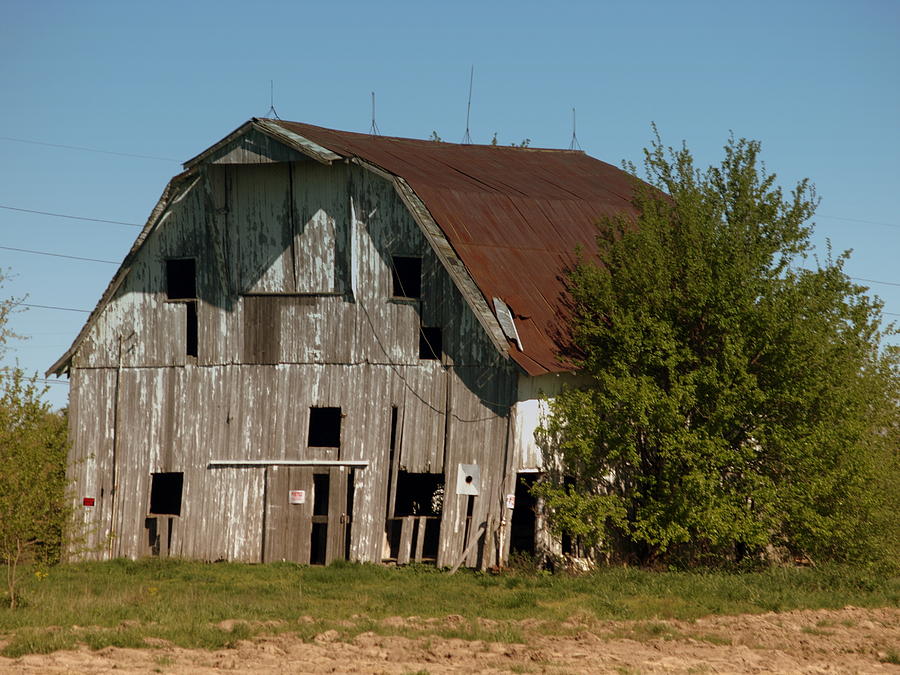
(0, 558, 896, 657)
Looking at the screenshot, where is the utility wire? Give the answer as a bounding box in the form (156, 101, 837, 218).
(0, 245, 118, 265)
(852, 276, 900, 288)
(0, 135, 180, 162)
(14, 302, 91, 313)
(818, 214, 900, 229)
(0, 204, 142, 227)
(0, 368, 70, 386)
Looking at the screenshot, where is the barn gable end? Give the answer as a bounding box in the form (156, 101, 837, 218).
(55, 120, 641, 568)
(61, 127, 524, 567)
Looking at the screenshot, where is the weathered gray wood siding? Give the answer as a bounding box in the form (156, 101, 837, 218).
(65, 367, 116, 558)
(67, 143, 520, 566)
(510, 372, 593, 471)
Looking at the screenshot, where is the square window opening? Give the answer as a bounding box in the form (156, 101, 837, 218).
(394, 471, 444, 517)
(149, 472, 183, 516)
(391, 256, 422, 299)
(308, 407, 342, 447)
(418, 326, 442, 360)
(166, 258, 197, 300)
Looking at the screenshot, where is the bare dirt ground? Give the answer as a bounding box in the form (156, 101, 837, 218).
(1, 607, 897, 674)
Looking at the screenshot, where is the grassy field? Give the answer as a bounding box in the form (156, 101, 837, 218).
(0, 559, 897, 658)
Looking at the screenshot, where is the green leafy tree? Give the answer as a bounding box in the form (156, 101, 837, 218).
(536, 130, 900, 567)
(0, 275, 70, 608)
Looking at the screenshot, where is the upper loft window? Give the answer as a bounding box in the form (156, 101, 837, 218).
(166, 258, 197, 300)
(308, 407, 342, 448)
(391, 256, 422, 299)
(166, 259, 198, 358)
(419, 326, 442, 360)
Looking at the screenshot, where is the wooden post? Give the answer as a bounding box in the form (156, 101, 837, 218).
(413, 516, 427, 561)
(448, 521, 486, 575)
(397, 516, 414, 565)
(479, 515, 495, 572)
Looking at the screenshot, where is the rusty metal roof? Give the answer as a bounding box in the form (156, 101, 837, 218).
(270, 120, 640, 376)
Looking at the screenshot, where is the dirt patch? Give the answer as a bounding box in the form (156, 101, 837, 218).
(1, 607, 897, 674)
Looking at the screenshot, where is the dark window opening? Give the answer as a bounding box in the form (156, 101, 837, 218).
(310, 523, 328, 565)
(463, 493, 475, 550)
(313, 473, 330, 516)
(185, 301, 198, 358)
(310, 472, 330, 565)
(166, 258, 196, 300)
(345, 469, 355, 560)
(386, 515, 440, 561)
(149, 472, 183, 516)
(145, 517, 160, 555)
(385, 407, 400, 521)
(418, 326, 442, 360)
(387, 470, 442, 561)
(391, 256, 422, 299)
(510, 473, 538, 555)
(389, 406, 399, 451)
(394, 471, 443, 517)
(308, 407, 341, 447)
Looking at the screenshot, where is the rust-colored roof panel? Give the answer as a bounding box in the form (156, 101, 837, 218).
(270, 120, 641, 375)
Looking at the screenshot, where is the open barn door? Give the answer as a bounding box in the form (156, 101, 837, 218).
(264, 466, 353, 564)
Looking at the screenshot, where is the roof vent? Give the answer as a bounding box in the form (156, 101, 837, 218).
(493, 297, 523, 351)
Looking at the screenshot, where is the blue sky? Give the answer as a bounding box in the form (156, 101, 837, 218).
(2, 0, 898, 410)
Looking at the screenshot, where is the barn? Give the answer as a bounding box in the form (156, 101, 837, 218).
(49, 118, 639, 568)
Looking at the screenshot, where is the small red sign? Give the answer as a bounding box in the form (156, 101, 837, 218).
(83, 497, 95, 507)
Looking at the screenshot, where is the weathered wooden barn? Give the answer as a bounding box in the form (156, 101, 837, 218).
(49, 119, 638, 568)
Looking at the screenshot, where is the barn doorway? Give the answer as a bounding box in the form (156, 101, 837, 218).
(145, 472, 183, 557)
(385, 471, 443, 563)
(264, 465, 355, 565)
(509, 472, 538, 556)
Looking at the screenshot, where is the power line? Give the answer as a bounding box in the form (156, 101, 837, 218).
(0, 245, 118, 265)
(14, 302, 91, 314)
(851, 276, 900, 288)
(818, 214, 900, 229)
(35, 378, 69, 386)
(0, 135, 180, 162)
(0, 204, 142, 227)
(0, 369, 70, 386)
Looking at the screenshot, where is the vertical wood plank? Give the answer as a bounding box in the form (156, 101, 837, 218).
(413, 516, 426, 562)
(397, 516, 414, 565)
(325, 466, 348, 564)
(296, 467, 313, 564)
